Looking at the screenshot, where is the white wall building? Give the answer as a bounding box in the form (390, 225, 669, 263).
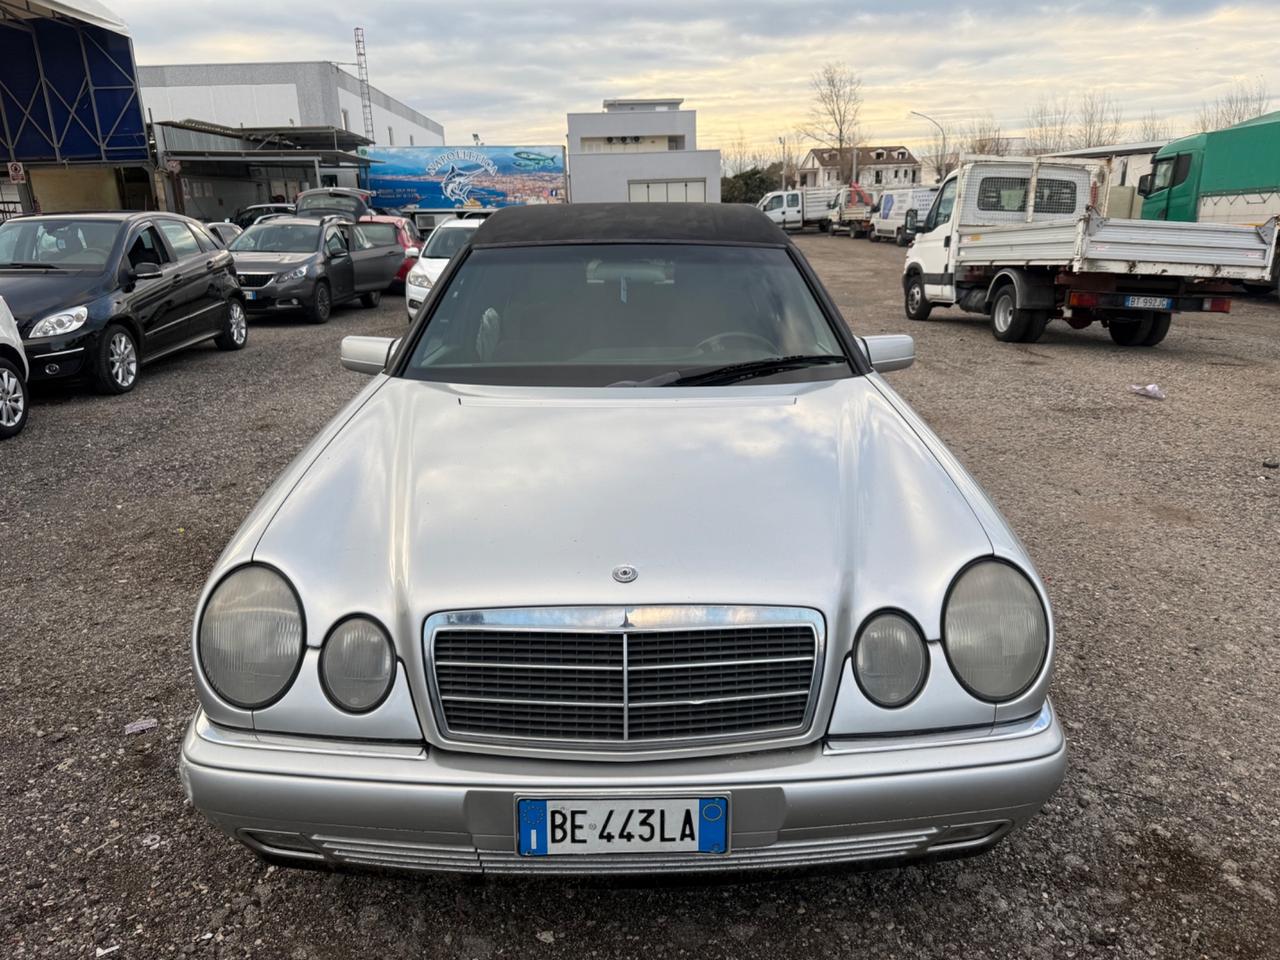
(566, 98, 721, 203)
(139, 61, 444, 149)
(798, 146, 921, 191)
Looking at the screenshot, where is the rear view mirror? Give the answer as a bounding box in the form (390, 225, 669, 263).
(405, 246, 420, 259)
(132, 262, 163, 281)
(905, 209, 919, 232)
(1137, 174, 1153, 198)
(341, 335, 396, 375)
(863, 334, 915, 373)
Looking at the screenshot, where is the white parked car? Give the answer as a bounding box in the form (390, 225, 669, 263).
(0, 295, 30, 439)
(404, 218, 482, 319)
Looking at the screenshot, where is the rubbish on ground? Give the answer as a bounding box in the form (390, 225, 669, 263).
(124, 718, 159, 735)
(1128, 383, 1166, 400)
(1264, 458, 1279, 469)
(95, 948, 120, 958)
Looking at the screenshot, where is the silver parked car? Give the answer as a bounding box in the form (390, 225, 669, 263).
(180, 204, 1065, 875)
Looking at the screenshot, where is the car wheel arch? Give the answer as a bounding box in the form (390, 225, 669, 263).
(0, 343, 26, 379)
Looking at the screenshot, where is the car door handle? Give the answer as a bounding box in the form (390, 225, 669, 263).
(205, 259, 217, 272)
(385, 249, 401, 257)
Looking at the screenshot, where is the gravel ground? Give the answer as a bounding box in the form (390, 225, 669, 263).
(2, 238, 1278, 959)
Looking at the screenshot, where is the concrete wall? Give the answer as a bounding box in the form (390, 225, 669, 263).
(139, 62, 444, 146)
(569, 150, 722, 203)
(567, 109, 699, 152)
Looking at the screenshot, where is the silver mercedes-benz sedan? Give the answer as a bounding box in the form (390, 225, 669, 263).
(179, 203, 1065, 875)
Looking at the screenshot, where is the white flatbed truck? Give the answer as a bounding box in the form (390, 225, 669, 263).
(902, 158, 1279, 345)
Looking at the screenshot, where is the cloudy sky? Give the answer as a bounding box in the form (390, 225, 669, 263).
(111, 0, 1279, 157)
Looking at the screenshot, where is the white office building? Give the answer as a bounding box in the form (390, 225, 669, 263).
(566, 98, 721, 203)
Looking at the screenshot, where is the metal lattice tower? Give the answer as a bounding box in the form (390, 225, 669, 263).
(353, 27, 376, 142)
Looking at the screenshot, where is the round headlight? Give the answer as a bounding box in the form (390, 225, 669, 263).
(198, 565, 305, 709)
(320, 617, 395, 712)
(944, 560, 1048, 702)
(854, 612, 928, 707)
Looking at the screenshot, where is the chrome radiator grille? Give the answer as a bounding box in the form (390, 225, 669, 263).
(236, 273, 273, 288)
(427, 608, 822, 750)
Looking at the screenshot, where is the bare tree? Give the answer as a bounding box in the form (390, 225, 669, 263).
(964, 113, 1008, 156)
(1071, 90, 1124, 148)
(1133, 111, 1171, 143)
(800, 63, 863, 181)
(1196, 76, 1271, 131)
(1024, 94, 1073, 154)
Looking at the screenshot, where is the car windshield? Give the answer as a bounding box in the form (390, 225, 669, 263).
(297, 193, 363, 217)
(421, 226, 474, 260)
(0, 218, 119, 270)
(230, 224, 319, 253)
(402, 243, 850, 387)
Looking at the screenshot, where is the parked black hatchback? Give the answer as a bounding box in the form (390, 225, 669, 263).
(0, 212, 246, 394)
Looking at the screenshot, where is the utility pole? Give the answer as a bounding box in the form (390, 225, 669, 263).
(354, 27, 375, 143)
(777, 137, 786, 189)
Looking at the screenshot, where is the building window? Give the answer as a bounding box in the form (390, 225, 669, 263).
(912, 169, 919, 183)
(387, 126, 395, 146)
(874, 170, 883, 184)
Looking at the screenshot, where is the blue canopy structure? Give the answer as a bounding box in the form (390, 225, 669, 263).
(0, 0, 147, 164)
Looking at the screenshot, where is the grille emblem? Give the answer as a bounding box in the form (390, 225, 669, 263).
(612, 564, 638, 583)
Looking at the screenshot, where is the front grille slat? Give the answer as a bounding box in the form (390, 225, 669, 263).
(236, 273, 273, 288)
(431, 618, 819, 749)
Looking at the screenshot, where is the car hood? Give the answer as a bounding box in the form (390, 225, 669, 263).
(250, 376, 1006, 652)
(231, 252, 314, 271)
(0, 271, 111, 333)
(418, 256, 450, 283)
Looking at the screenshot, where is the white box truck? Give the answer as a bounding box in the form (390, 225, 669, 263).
(870, 185, 939, 245)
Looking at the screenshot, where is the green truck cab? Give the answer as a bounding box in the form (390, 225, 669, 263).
(1139, 111, 1280, 225)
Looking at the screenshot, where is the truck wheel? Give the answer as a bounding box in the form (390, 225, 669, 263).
(990, 288, 1031, 342)
(1022, 312, 1050, 343)
(1108, 314, 1154, 346)
(905, 275, 932, 321)
(1141, 313, 1171, 346)
(895, 229, 908, 247)
(869, 231, 881, 243)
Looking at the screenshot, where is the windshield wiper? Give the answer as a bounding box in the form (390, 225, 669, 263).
(664, 354, 849, 387)
(0, 261, 60, 270)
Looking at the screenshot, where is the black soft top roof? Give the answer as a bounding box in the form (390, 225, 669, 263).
(470, 202, 787, 247)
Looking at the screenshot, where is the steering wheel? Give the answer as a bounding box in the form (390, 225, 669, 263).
(694, 331, 778, 355)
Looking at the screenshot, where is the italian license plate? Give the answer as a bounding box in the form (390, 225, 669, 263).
(1124, 295, 1172, 310)
(243, 290, 257, 300)
(517, 797, 728, 857)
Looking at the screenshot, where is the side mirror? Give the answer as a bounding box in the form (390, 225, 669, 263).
(132, 262, 163, 281)
(1136, 174, 1153, 198)
(341, 335, 397, 375)
(404, 246, 420, 259)
(904, 209, 918, 232)
(863, 334, 915, 373)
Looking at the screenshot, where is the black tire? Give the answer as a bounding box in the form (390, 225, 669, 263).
(1022, 311, 1050, 343)
(990, 288, 1032, 342)
(818, 219, 830, 234)
(214, 297, 248, 351)
(869, 230, 881, 243)
(306, 281, 332, 324)
(1108, 313, 1155, 346)
(360, 289, 382, 309)
(0, 357, 29, 439)
(904, 274, 932, 321)
(91, 323, 140, 394)
(1141, 313, 1171, 346)
(895, 229, 908, 247)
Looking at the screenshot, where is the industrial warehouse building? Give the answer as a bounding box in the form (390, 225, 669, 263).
(139, 62, 444, 148)
(566, 98, 721, 203)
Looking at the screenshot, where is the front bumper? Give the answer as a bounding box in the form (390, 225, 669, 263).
(404, 280, 429, 319)
(241, 280, 315, 313)
(22, 330, 96, 382)
(179, 702, 1066, 875)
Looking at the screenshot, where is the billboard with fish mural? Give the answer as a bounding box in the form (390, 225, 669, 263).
(360, 145, 567, 209)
